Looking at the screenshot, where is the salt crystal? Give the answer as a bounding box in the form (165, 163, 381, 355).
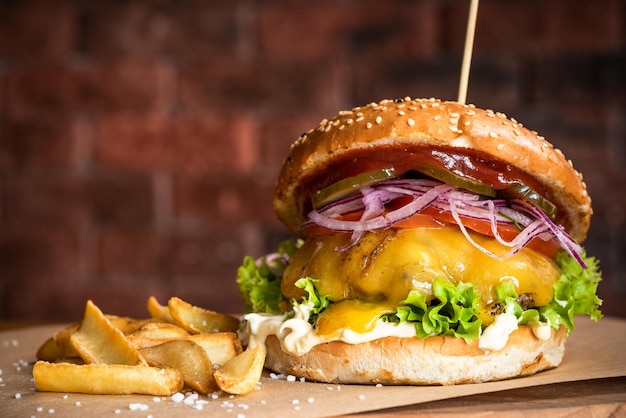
(128, 403, 149, 411)
(171, 392, 185, 402)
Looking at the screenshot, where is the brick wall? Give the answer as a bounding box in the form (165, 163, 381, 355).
(0, 0, 624, 321)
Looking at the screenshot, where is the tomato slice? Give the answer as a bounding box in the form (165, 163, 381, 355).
(395, 207, 561, 258)
(306, 206, 561, 259)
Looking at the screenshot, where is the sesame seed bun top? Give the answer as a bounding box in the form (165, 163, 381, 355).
(273, 98, 591, 242)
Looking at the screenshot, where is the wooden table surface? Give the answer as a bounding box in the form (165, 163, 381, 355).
(2, 319, 625, 417)
(346, 377, 626, 417)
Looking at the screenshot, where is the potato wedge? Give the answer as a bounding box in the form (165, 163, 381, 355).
(69, 300, 144, 365)
(107, 315, 154, 335)
(214, 344, 265, 395)
(36, 337, 65, 362)
(52, 323, 80, 358)
(128, 332, 241, 365)
(147, 296, 174, 323)
(168, 297, 240, 334)
(188, 333, 243, 366)
(130, 322, 189, 339)
(33, 361, 183, 396)
(126, 335, 171, 351)
(139, 340, 217, 394)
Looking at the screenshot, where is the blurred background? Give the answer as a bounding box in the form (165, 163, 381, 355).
(0, 0, 624, 322)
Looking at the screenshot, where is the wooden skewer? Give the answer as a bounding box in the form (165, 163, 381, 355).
(457, 0, 480, 105)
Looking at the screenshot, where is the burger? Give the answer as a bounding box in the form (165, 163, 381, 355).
(237, 97, 602, 385)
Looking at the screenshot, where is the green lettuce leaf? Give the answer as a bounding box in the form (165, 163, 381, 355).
(237, 242, 602, 339)
(236, 239, 300, 314)
(539, 252, 603, 334)
(390, 278, 482, 342)
(294, 277, 330, 315)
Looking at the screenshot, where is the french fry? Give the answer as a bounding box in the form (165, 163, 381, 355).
(139, 340, 217, 394)
(36, 337, 65, 362)
(126, 335, 170, 351)
(188, 332, 243, 366)
(127, 332, 242, 365)
(53, 323, 80, 358)
(33, 361, 183, 396)
(107, 315, 154, 335)
(130, 322, 189, 339)
(69, 300, 144, 365)
(147, 296, 174, 323)
(213, 344, 265, 395)
(168, 296, 240, 334)
(34, 296, 261, 397)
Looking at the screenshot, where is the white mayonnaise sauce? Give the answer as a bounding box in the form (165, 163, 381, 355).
(478, 312, 518, 352)
(245, 306, 550, 355)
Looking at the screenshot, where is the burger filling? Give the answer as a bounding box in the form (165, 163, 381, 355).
(238, 171, 602, 355)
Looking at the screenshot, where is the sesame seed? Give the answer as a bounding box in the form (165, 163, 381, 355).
(375, 116, 383, 124)
(489, 132, 498, 138)
(497, 143, 504, 150)
(513, 129, 520, 136)
(366, 122, 372, 129)
(356, 116, 364, 122)
(346, 118, 353, 125)
(433, 115, 441, 121)
(398, 110, 405, 116)
(407, 118, 415, 126)
(466, 109, 475, 116)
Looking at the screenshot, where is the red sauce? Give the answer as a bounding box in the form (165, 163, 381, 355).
(296, 145, 552, 217)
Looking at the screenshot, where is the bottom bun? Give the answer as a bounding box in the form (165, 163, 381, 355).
(264, 325, 567, 385)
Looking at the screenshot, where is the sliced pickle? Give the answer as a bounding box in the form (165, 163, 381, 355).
(311, 168, 397, 209)
(310, 164, 556, 222)
(499, 183, 558, 220)
(414, 165, 497, 197)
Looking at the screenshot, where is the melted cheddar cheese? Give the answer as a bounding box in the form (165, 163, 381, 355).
(282, 227, 559, 337)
